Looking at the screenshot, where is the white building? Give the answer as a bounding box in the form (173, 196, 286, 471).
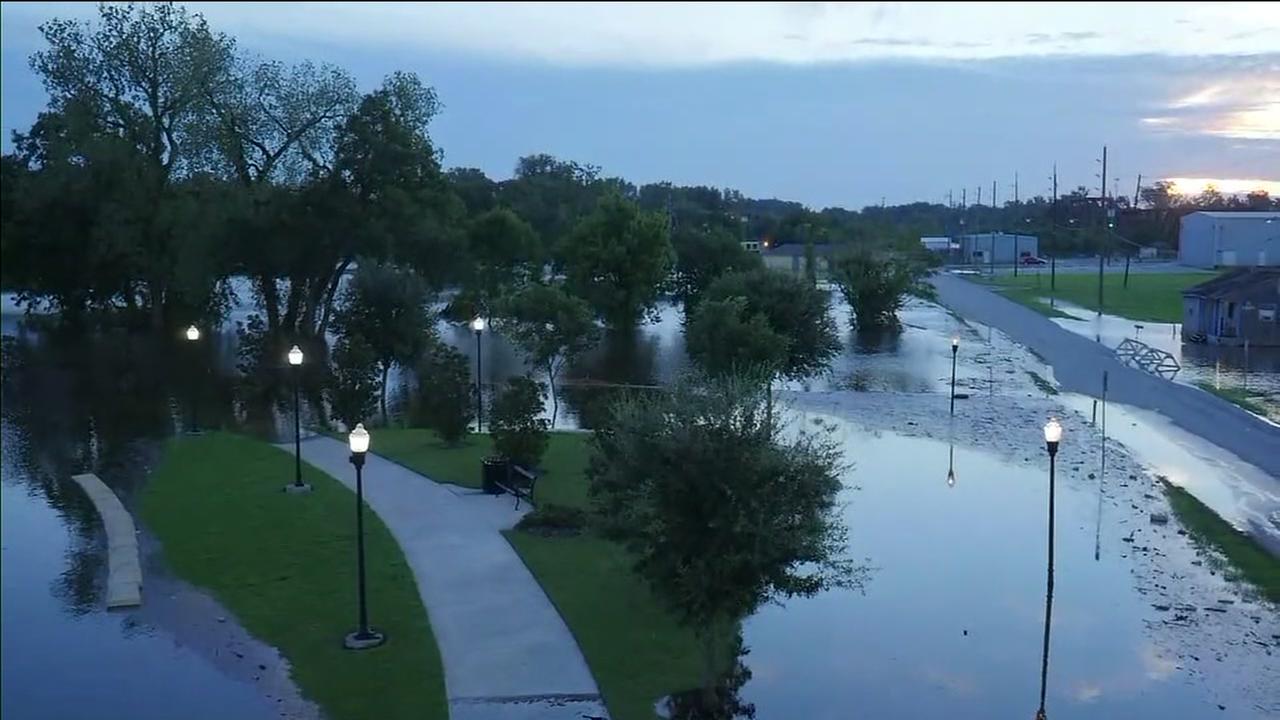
(1178, 211, 1280, 268)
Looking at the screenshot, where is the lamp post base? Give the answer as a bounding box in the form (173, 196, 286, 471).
(283, 482, 313, 494)
(343, 628, 385, 650)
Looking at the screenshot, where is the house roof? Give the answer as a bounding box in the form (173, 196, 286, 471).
(1184, 211, 1280, 220)
(761, 243, 835, 257)
(1182, 268, 1280, 300)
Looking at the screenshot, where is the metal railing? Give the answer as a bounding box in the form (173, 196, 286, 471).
(1114, 338, 1180, 379)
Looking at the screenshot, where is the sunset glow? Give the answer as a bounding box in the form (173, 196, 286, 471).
(1165, 178, 1280, 197)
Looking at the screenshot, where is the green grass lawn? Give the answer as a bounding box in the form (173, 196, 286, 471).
(141, 433, 446, 720)
(979, 270, 1215, 323)
(1160, 480, 1280, 605)
(371, 428, 707, 720)
(372, 429, 592, 508)
(1192, 381, 1277, 420)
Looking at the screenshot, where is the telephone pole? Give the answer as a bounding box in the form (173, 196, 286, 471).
(1134, 174, 1142, 208)
(1014, 171, 1020, 204)
(1097, 145, 1107, 314)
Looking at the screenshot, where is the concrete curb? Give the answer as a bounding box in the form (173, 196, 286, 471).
(71, 473, 142, 608)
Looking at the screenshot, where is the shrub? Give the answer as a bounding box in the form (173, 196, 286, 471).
(489, 375, 549, 468)
(514, 503, 586, 536)
(413, 343, 474, 445)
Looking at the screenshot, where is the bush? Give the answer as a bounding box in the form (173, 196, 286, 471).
(413, 343, 474, 445)
(514, 503, 586, 536)
(328, 334, 380, 431)
(490, 376, 549, 468)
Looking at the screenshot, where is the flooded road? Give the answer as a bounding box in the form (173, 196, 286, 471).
(739, 415, 1278, 719)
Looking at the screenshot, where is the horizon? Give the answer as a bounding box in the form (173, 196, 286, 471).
(2, 1, 1278, 209)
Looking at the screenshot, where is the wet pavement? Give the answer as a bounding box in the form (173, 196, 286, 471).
(1044, 298, 1280, 422)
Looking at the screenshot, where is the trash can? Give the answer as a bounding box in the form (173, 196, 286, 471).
(481, 457, 509, 495)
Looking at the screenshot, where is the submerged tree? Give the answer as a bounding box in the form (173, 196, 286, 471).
(671, 226, 761, 313)
(588, 374, 860, 696)
(830, 250, 931, 330)
(497, 283, 600, 427)
(332, 259, 433, 425)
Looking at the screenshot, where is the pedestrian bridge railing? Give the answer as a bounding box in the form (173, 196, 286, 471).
(1114, 338, 1180, 379)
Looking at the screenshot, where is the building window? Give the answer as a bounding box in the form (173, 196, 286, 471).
(1260, 308, 1276, 323)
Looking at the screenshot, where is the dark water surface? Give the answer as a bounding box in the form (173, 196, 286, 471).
(739, 422, 1261, 720)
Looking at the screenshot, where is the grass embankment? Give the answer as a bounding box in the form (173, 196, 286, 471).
(1160, 480, 1280, 605)
(375, 429, 707, 720)
(142, 433, 446, 720)
(1192, 381, 1274, 419)
(980, 271, 1215, 323)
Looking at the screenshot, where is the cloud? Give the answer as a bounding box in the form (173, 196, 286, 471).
(6, 2, 1276, 68)
(1138, 57, 1280, 141)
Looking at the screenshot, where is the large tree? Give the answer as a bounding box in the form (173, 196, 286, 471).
(560, 194, 674, 328)
(466, 208, 542, 312)
(671, 225, 761, 312)
(830, 250, 931, 329)
(332, 260, 434, 425)
(694, 268, 839, 382)
(27, 2, 236, 327)
(497, 283, 600, 427)
(589, 374, 859, 695)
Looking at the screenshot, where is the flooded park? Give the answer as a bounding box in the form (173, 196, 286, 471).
(3, 281, 1277, 720)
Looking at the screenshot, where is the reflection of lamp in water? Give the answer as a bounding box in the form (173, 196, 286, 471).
(946, 442, 956, 488)
(1036, 418, 1063, 720)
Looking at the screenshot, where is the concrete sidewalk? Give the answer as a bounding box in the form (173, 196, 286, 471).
(932, 273, 1280, 479)
(289, 436, 606, 720)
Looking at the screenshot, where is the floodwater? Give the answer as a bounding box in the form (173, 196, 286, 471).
(1043, 298, 1280, 420)
(739, 421, 1270, 719)
(0, 312, 313, 720)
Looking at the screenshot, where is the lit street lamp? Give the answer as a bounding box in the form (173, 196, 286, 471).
(949, 337, 959, 416)
(1036, 418, 1063, 720)
(285, 344, 311, 494)
(471, 316, 486, 432)
(344, 423, 385, 650)
(185, 325, 201, 434)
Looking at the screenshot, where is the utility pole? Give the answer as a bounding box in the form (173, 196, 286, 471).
(1051, 163, 1058, 292)
(1015, 171, 1020, 204)
(1134, 173, 1142, 208)
(1097, 145, 1107, 314)
(962, 187, 966, 207)
(977, 185, 982, 206)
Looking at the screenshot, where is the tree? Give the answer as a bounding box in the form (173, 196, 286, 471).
(413, 343, 474, 445)
(467, 208, 542, 311)
(501, 153, 602, 246)
(588, 374, 858, 695)
(671, 226, 761, 312)
(447, 167, 498, 215)
(829, 250, 931, 329)
(490, 376, 550, 468)
(560, 194, 674, 328)
(30, 2, 236, 328)
(685, 298, 786, 378)
(497, 284, 600, 427)
(328, 334, 380, 432)
(697, 269, 839, 382)
(333, 260, 433, 425)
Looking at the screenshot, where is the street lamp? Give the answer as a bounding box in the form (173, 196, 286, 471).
(949, 337, 959, 416)
(185, 325, 201, 434)
(1036, 418, 1063, 720)
(285, 344, 311, 494)
(471, 316, 486, 432)
(344, 423, 385, 650)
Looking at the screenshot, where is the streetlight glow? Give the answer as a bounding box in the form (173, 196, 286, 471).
(471, 317, 486, 333)
(1043, 418, 1063, 444)
(348, 423, 370, 455)
(288, 345, 304, 366)
(951, 336, 959, 349)
(185, 325, 200, 342)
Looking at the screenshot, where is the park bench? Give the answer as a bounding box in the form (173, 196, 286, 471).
(495, 463, 541, 510)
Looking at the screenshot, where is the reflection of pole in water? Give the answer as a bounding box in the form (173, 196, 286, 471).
(1096, 371, 1107, 562)
(947, 418, 957, 488)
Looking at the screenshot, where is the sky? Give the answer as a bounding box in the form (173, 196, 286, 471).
(2, 2, 1278, 209)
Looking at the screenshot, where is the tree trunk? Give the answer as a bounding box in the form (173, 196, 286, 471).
(548, 370, 559, 428)
(380, 362, 390, 427)
(316, 259, 351, 337)
(258, 276, 280, 331)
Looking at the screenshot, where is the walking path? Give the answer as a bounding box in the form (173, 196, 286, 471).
(932, 274, 1280, 479)
(290, 436, 606, 720)
(70, 473, 142, 608)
